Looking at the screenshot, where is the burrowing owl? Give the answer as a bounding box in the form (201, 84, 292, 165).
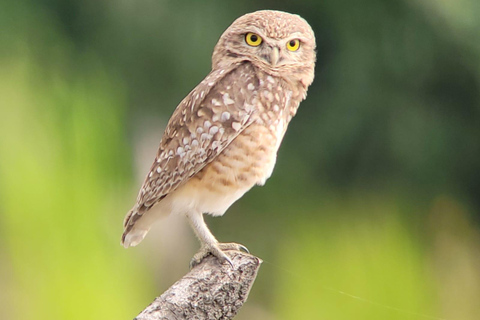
(122, 10, 316, 267)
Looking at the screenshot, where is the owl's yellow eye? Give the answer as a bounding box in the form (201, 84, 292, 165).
(286, 39, 300, 51)
(245, 33, 263, 47)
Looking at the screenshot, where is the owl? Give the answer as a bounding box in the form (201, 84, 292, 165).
(122, 10, 316, 267)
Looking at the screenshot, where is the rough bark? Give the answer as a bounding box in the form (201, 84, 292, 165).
(134, 251, 262, 320)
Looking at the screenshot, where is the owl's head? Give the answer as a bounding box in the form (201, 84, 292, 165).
(212, 10, 316, 87)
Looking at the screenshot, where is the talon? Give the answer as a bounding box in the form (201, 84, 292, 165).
(213, 249, 234, 268)
(189, 242, 248, 269)
(239, 245, 249, 253)
(217, 242, 249, 254)
(223, 255, 234, 268)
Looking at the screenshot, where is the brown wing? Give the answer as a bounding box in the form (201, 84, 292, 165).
(122, 62, 259, 235)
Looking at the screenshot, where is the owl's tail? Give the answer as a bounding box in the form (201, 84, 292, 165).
(121, 208, 148, 248)
(121, 228, 148, 248)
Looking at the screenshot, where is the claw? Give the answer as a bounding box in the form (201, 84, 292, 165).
(223, 255, 234, 268)
(189, 242, 248, 269)
(238, 244, 249, 253)
(217, 242, 249, 253)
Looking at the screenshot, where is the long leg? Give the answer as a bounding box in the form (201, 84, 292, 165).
(186, 211, 248, 268)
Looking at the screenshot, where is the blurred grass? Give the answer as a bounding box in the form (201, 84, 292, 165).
(274, 197, 437, 320)
(0, 0, 479, 320)
(0, 11, 151, 317)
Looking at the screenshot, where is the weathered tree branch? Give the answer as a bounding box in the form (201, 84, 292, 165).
(135, 251, 262, 320)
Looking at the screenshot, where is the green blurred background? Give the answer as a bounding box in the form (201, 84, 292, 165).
(1, 0, 479, 319)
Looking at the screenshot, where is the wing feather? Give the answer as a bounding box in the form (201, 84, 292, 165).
(122, 63, 259, 236)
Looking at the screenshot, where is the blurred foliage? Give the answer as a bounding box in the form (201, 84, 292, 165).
(0, 0, 479, 319)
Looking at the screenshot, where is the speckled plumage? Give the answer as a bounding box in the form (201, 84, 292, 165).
(122, 10, 316, 265)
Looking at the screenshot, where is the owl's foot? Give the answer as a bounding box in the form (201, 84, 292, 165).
(190, 242, 249, 269)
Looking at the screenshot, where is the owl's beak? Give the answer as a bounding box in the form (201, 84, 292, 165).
(269, 46, 280, 66)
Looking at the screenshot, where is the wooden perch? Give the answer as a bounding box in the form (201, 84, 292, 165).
(135, 251, 262, 320)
